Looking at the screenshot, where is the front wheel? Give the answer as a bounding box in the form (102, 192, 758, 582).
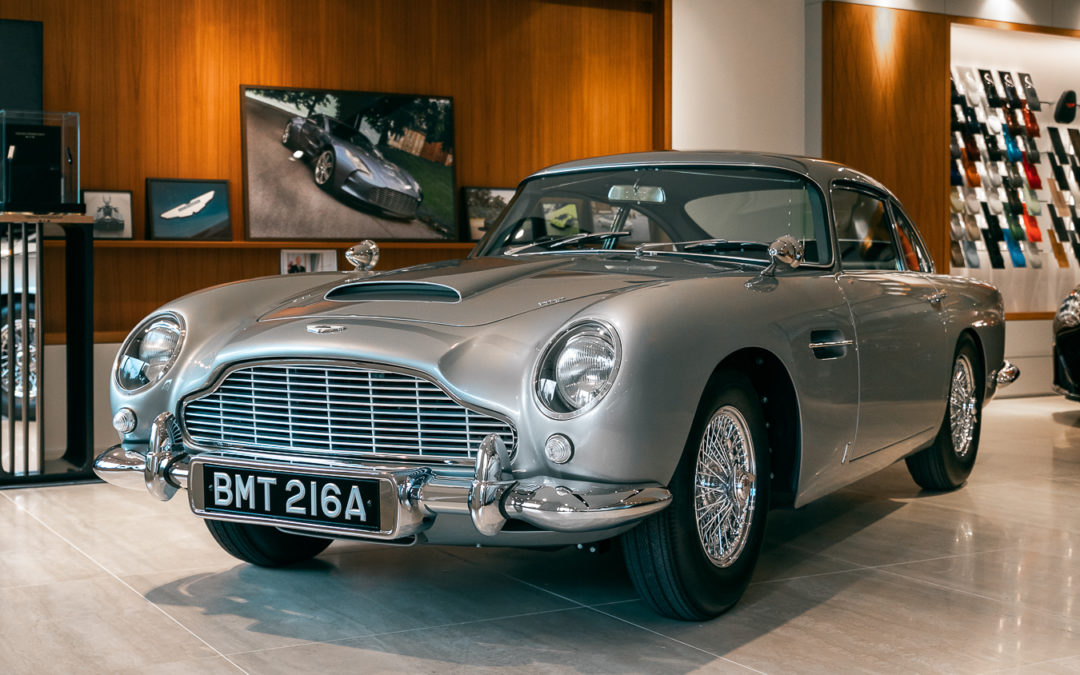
(622, 370, 770, 620)
(313, 149, 335, 188)
(905, 336, 983, 490)
(205, 519, 331, 567)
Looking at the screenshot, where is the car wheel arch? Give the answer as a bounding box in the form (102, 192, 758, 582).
(955, 328, 988, 399)
(691, 348, 801, 509)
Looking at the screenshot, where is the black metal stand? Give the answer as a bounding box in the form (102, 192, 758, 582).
(0, 213, 93, 487)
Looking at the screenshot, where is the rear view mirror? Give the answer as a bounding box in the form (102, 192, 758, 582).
(608, 185, 665, 203)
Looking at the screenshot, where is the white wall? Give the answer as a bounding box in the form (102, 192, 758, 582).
(672, 0, 806, 153)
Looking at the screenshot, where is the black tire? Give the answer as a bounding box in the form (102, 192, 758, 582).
(0, 299, 36, 421)
(313, 149, 335, 188)
(905, 336, 983, 491)
(281, 123, 293, 147)
(622, 370, 771, 620)
(204, 519, 331, 567)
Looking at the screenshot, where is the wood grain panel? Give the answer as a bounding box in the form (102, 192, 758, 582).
(0, 0, 670, 336)
(822, 1, 951, 270)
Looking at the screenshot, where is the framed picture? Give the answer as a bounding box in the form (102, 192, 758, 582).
(146, 178, 231, 240)
(82, 189, 133, 239)
(242, 85, 456, 241)
(281, 249, 337, 274)
(463, 187, 514, 241)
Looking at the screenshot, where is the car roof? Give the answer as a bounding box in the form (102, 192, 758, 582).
(527, 151, 895, 200)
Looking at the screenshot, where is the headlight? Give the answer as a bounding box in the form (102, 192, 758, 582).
(535, 320, 620, 418)
(115, 313, 185, 391)
(1059, 293, 1080, 328)
(344, 149, 373, 178)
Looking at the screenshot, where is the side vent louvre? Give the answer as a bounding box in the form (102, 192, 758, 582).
(326, 282, 461, 303)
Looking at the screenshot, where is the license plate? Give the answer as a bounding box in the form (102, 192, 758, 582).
(198, 464, 381, 530)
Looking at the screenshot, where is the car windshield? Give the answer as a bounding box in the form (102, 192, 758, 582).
(476, 166, 830, 265)
(326, 117, 376, 151)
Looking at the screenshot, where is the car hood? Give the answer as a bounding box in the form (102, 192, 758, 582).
(341, 140, 418, 193)
(259, 255, 713, 327)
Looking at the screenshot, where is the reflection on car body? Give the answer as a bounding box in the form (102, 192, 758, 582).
(95, 152, 1018, 620)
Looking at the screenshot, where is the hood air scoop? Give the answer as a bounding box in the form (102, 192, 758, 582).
(325, 281, 462, 303)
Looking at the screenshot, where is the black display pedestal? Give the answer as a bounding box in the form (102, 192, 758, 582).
(0, 213, 93, 487)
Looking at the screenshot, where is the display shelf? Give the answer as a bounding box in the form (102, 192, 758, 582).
(46, 331, 128, 345)
(42, 239, 476, 250)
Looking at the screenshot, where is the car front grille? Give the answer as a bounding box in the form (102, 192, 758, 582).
(367, 188, 419, 216)
(181, 362, 515, 461)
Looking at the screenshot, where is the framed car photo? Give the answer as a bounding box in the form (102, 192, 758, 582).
(146, 178, 231, 241)
(462, 187, 514, 241)
(241, 85, 456, 241)
(280, 248, 337, 274)
(82, 189, 133, 239)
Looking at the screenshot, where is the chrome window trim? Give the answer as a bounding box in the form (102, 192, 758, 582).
(179, 358, 517, 466)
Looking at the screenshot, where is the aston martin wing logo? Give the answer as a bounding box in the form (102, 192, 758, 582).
(307, 324, 346, 334)
(161, 190, 215, 219)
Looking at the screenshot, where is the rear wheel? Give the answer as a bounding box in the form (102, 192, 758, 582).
(622, 370, 770, 620)
(0, 300, 36, 420)
(905, 336, 983, 490)
(204, 519, 331, 567)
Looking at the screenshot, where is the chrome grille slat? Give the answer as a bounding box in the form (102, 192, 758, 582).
(182, 363, 516, 460)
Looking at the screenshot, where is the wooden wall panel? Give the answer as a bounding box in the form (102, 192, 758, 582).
(0, 0, 670, 336)
(822, 1, 951, 269)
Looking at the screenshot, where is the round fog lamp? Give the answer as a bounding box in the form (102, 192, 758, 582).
(113, 408, 137, 434)
(545, 434, 574, 464)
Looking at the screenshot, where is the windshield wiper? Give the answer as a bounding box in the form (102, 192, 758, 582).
(681, 239, 771, 254)
(505, 231, 633, 255)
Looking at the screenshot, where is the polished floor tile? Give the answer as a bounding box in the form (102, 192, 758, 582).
(4, 395, 1080, 673)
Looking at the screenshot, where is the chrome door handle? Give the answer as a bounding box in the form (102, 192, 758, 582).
(928, 290, 947, 306)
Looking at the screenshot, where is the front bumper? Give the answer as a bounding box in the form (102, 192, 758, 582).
(93, 413, 672, 541)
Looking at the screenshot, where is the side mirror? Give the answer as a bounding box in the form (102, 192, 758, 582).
(345, 240, 380, 272)
(747, 236, 805, 290)
(767, 235, 805, 271)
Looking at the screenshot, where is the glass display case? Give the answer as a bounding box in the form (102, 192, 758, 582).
(0, 110, 80, 213)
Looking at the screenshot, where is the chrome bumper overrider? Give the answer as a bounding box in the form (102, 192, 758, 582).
(93, 413, 672, 539)
(994, 360, 1020, 386)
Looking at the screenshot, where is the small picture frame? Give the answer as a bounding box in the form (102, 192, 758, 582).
(82, 189, 133, 239)
(281, 249, 338, 274)
(146, 178, 231, 240)
(463, 187, 514, 241)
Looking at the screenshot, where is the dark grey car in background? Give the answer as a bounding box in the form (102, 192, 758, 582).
(281, 113, 422, 219)
(96, 152, 1019, 620)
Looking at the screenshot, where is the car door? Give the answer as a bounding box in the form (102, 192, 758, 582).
(300, 115, 324, 155)
(833, 184, 949, 459)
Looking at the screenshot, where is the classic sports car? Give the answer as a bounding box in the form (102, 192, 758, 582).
(281, 113, 422, 219)
(1054, 286, 1080, 398)
(95, 152, 1019, 620)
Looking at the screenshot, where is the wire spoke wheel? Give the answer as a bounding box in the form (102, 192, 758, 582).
(0, 317, 37, 400)
(949, 354, 977, 459)
(694, 405, 756, 568)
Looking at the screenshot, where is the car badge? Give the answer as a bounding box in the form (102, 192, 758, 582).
(307, 324, 346, 334)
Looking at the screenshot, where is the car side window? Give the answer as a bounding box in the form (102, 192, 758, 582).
(891, 206, 934, 273)
(832, 188, 900, 271)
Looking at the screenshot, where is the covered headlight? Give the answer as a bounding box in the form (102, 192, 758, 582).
(535, 320, 621, 417)
(344, 148, 373, 178)
(1059, 292, 1080, 328)
(115, 313, 185, 391)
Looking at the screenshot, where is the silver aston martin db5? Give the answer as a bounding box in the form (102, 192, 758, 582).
(95, 152, 1019, 620)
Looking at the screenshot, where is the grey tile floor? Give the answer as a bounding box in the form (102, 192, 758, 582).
(3, 395, 1080, 673)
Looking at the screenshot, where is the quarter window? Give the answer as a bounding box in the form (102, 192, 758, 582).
(892, 206, 933, 273)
